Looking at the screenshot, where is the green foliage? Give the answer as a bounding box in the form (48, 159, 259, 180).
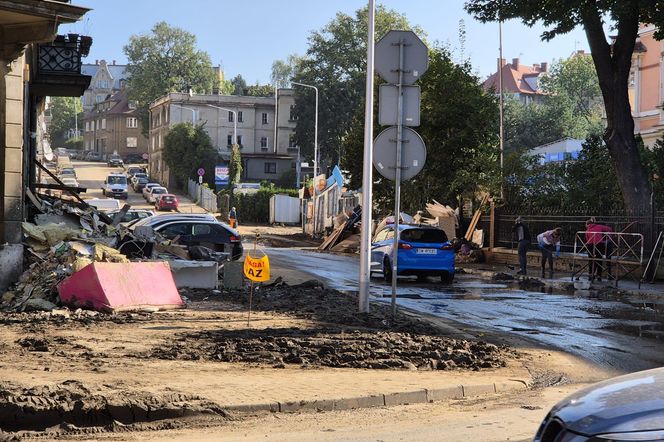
(233, 188, 299, 223)
(271, 54, 303, 88)
(123, 22, 216, 137)
(245, 83, 274, 97)
(344, 45, 499, 215)
(293, 5, 423, 168)
(230, 74, 247, 95)
(228, 144, 242, 189)
(275, 168, 297, 188)
(163, 123, 219, 188)
(503, 97, 567, 151)
(48, 97, 82, 147)
(64, 136, 84, 150)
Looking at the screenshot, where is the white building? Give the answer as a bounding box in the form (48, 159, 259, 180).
(529, 138, 584, 164)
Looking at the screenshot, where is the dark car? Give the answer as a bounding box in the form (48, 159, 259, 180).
(534, 367, 664, 441)
(125, 153, 147, 164)
(371, 224, 455, 283)
(132, 176, 149, 192)
(131, 214, 243, 260)
(107, 154, 124, 167)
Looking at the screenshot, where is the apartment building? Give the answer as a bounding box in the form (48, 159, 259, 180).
(80, 59, 128, 113)
(148, 90, 297, 188)
(483, 58, 549, 104)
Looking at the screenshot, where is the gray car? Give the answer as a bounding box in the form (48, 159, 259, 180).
(535, 367, 664, 441)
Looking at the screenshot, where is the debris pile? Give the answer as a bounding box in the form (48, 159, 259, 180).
(317, 205, 362, 252)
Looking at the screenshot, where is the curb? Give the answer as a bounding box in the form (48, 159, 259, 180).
(221, 379, 529, 414)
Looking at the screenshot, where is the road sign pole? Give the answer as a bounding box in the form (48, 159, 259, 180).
(359, 0, 375, 314)
(391, 37, 405, 317)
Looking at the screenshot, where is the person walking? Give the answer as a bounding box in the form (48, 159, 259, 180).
(537, 227, 562, 279)
(229, 206, 238, 228)
(585, 218, 613, 281)
(512, 217, 531, 275)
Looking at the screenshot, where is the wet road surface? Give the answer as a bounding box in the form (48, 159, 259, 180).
(267, 248, 664, 372)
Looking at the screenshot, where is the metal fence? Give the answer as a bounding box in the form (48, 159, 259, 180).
(477, 205, 664, 255)
(187, 179, 218, 213)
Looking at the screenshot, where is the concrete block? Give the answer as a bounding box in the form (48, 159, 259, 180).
(333, 395, 385, 410)
(0, 244, 23, 293)
(462, 384, 496, 397)
(223, 261, 244, 289)
(279, 399, 335, 413)
(168, 260, 218, 289)
(494, 380, 529, 393)
(5, 99, 22, 125)
(3, 171, 22, 198)
(5, 74, 23, 100)
(223, 402, 279, 413)
(4, 124, 22, 149)
(3, 195, 22, 220)
(383, 390, 428, 407)
(427, 386, 464, 402)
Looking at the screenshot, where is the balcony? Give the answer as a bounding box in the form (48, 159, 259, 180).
(30, 34, 93, 97)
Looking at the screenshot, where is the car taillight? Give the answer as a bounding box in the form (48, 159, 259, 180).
(398, 242, 412, 249)
(230, 235, 240, 242)
(441, 244, 454, 250)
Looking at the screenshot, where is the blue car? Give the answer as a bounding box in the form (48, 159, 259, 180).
(371, 224, 455, 283)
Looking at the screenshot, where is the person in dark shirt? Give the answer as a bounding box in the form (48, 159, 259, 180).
(512, 216, 531, 275)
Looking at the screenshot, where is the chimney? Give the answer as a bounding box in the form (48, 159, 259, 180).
(512, 58, 519, 69)
(95, 59, 98, 65)
(112, 60, 116, 65)
(533, 63, 541, 71)
(541, 62, 548, 72)
(497, 58, 506, 71)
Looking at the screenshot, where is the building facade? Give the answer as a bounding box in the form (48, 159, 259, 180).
(81, 59, 128, 113)
(0, 0, 91, 291)
(483, 58, 549, 104)
(630, 24, 664, 147)
(529, 138, 584, 164)
(82, 88, 147, 161)
(148, 91, 296, 188)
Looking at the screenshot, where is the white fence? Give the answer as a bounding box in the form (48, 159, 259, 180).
(187, 179, 218, 213)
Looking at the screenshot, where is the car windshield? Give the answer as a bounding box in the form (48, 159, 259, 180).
(108, 176, 127, 185)
(400, 228, 448, 243)
(60, 170, 74, 175)
(137, 177, 148, 183)
(153, 188, 166, 194)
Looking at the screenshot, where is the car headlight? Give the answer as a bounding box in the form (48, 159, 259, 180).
(592, 430, 664, 441)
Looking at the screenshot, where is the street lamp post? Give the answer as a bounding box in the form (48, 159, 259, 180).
(205, 104, 237, 147)
(291, 81, 318, 236)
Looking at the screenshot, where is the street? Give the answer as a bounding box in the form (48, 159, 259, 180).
(267, 247, 664, 373)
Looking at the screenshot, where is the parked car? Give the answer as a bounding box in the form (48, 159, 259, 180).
(146, 186, 167, 203)
(131, 173, 148, 186)
(142, 182, 161, 200)
(132, 176, 149, 192)
(60, 177, 79, 188)
(58, 168, 77, 179)
(130, 214, 243, 260)
(534, 367, 664, 442)
(154, 194, 179, 211)
(85, 151, 102, 162)
(101, 173, 128, 199)
(126, 167, 147, 178)
(370, 224, 455, 283)
(106, 209, 155, 224)
(107, 154, 124, 167)
(125, 153, 147, 164)
(85, 198, 121, 211)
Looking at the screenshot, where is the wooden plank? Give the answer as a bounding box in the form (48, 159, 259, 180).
(464, 195, 488, 241)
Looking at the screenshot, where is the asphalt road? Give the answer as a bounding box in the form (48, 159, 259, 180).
(267, 247, 664, 373)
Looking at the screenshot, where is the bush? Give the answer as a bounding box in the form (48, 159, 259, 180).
(231, 187, 298, 223)
(64, 136, 83, 150)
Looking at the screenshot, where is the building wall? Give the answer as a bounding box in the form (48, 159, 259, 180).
(633, 26, 664, 147)
(244, 157, 294, 182)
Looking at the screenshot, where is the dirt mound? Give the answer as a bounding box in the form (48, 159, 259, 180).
(147, 328, 507, 371)
(0, 380, 227, 433)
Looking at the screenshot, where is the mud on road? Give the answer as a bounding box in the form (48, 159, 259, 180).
(0, 281, 516, 438)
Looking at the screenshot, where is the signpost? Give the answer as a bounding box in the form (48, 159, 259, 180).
(215, 164, 229, 188)
(242, 234, 270, 326)
(374, 30, 428, 316)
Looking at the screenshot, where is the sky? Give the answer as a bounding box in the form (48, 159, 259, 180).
(61, 0, 590, 84)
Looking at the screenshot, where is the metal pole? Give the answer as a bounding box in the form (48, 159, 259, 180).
(390, 37, 405, 317)
(274, 87, 278, 153)
(498, 19, 505, 198)
(296, 145, 301, 188)
(358, 0, 375, 313)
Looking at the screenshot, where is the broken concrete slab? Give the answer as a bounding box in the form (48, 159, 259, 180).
(168, 260, 218, 289)
(0, 244, 23, 293)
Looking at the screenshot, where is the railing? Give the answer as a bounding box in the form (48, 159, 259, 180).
(187, 179, 218, 213)
(38, 34, 92, 75)
(571, 231, 644, 287)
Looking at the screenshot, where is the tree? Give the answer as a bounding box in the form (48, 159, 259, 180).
(48, 97, 82, 147)
(503, 97, 567, 152)
(230, 74, 247, 95)
(123, 22, 216, 137)
(465, 1, 658, 211)
(271, 54, 303, 88)
(345, 45, 499, 214)
(293, 5, 422, 168)
(245, 83, 274, 97)
(163, 123, 218, 188)
(227, 144, 242, 189)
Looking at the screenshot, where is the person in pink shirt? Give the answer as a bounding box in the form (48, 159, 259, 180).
(585, 218, 613, 281)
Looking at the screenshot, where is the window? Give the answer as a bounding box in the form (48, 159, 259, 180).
(192, 224, 212, 236)
(260, 137, 268, 148)
(160, 223, 191, 238)
(85, 121, 90, 132)
(126, 137, 138, 148)
(96, 95, 104, 103)
(227, 134, 233, 146)
(97, 80, 108, 89)
(288, 134, 297, 148)
(238, 111, 243, 123)
(101, 119, 106, 130)
(262, 112, 268, 124)
(228, 111, 234, 122)
(374, 228, 393, 242)
(128, 100, 136, 110)
(236, 135, 243, 146)
(289, 104, 297, 121)
(126, 117, 138, 128)
(264, 162, 277, 174)
(401, 228, 448, 243)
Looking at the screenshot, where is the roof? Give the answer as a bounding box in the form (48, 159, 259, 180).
(84, 88, 137, 119)
(483, 60, 547, 96)
(81, 61, 128, 90)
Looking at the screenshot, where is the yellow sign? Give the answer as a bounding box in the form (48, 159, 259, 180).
(243, 252, 270, 282)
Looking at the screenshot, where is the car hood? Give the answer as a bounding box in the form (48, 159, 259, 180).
(554, 368, 664, 435)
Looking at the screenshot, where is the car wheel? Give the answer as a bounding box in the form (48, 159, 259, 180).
(383, 257, 392, 283)
(440, 271, 454, 284)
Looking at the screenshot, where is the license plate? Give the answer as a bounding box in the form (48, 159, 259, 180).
(416, 248, 437, 255)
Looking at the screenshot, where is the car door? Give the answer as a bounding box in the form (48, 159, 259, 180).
(190, 223, 229, 252)
(371, 227, 394, 272)
(157, 222, 192, 243)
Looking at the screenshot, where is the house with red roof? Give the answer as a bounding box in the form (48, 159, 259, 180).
(483, 58, 549, 104)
